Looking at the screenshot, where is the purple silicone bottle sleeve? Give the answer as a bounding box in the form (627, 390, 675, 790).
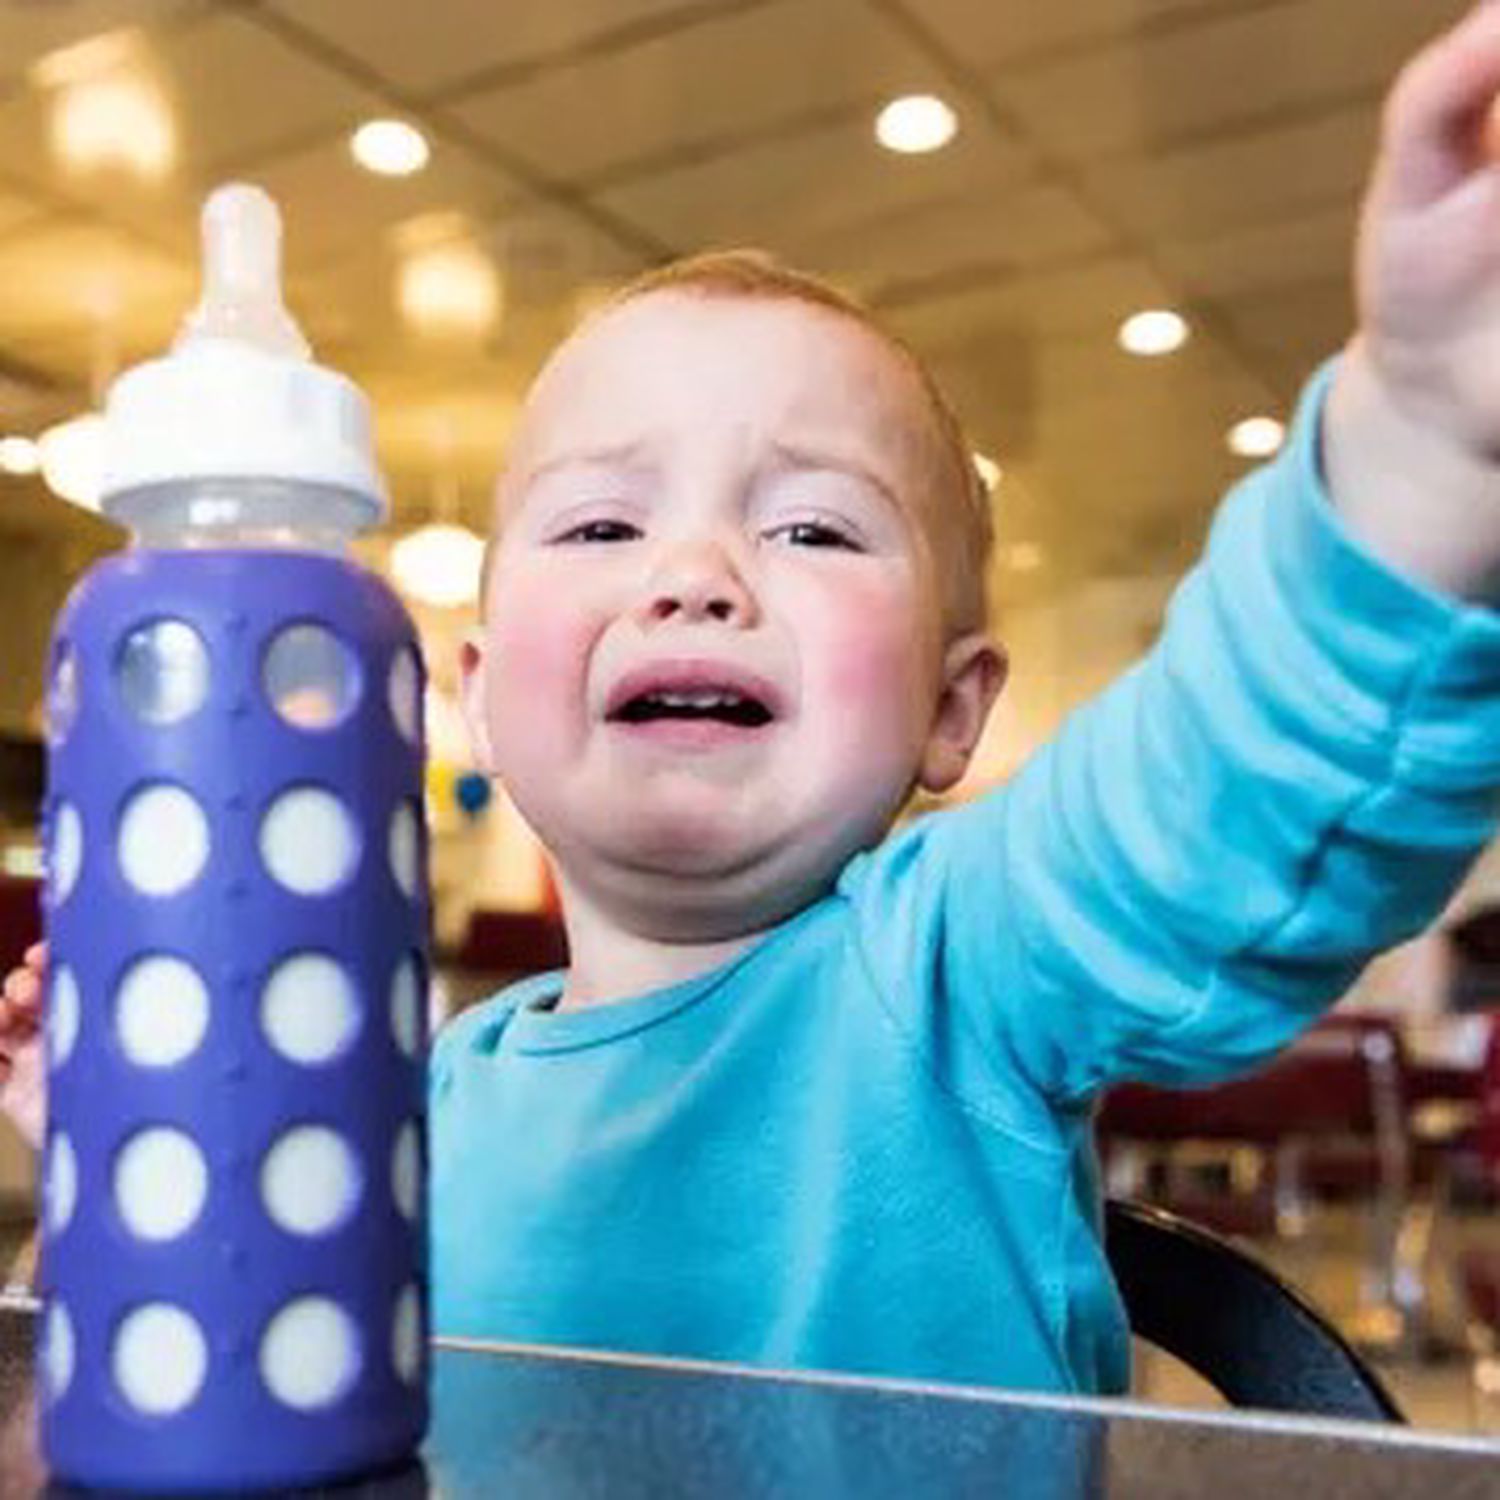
(37, 546, 429, 1491)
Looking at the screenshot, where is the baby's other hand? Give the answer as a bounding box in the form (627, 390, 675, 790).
(0, 944, 46, 1151)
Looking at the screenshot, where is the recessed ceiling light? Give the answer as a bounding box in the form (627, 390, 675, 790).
(350, 119, 430, 177)
(38, 413, 106, 508)
(397, 238, 502, 336)
(972, 451, 1002, 491)
(390, 523, 485, 608)
(875, 95, 958, 154)
(1118, 309, 1189, 358)
(0, 436, 40, 475)
(1227, 415, 1285, 458)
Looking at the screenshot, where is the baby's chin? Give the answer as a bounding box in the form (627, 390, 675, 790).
(564, 801, 874, 935)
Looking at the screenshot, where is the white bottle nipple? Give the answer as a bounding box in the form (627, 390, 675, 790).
(174, 183, 310, 360)
(100, 181, 387, 520)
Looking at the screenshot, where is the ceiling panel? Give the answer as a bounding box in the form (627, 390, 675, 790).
(0, 220, 191, 371)
(782, 181, 1118, 302)
(261, 0, 750, 98)
(0, 8, 390, 209)
(906, 0, 1246, 70)
(992, 0, 1465, 161)
(0, 0, 198, 92)
(0, 0, 1426, 609)
(1152, 200, 1357, 299)
(1208, 274, 1354, 372)
(884, 255, 1173, 353)
(292, 199, 649, 368)
(1077, 104, 1376, 242)
(448, 0, 942, 187)
(239, 135, 523, 273)
(596, 115, 1031, 258)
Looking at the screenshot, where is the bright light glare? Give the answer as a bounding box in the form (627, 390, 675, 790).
(34, 32, 176, 182)
(0, 437, 40, 475)
(39, 414, 106, 509)
(1118, 309, 1189, 358)
(398, 240, 502, 336)
(1227, 415, 1285, 459)
(351, 120, 430, 177)
(390, 523, 485, 609)
(875, 95, 958, 154)
(52, 73, 175, 179)
(972, 452, 1002, 491)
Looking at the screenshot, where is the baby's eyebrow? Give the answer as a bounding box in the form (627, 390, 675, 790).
(517, 440, 654, 492)
(766, 441, 903, 512)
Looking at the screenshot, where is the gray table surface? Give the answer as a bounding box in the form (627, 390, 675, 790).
(1, 1306, 1497, 1497)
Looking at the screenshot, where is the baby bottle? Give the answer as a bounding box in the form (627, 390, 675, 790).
(37, 185, 429, 1491)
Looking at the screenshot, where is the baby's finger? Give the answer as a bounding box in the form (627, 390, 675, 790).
(1380, 5, 1500, 210)
(22, 943, 45, 973)
(1, 969, 38, 1009)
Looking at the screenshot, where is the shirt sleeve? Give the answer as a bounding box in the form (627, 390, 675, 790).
(844, 360, 1500, 1108)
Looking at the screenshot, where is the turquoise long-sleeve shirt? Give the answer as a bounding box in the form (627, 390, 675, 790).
(429, 365, 1500, 1393)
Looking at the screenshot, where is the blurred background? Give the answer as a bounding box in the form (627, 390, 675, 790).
(3, 0, 1500, 1436)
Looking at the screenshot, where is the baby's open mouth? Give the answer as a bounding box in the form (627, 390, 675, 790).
(609, 688, 773, 728)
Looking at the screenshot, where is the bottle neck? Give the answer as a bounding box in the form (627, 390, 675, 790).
(106, 478, 372, 553)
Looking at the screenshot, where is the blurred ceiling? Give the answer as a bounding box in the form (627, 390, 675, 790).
(0, 0, 1471, 600)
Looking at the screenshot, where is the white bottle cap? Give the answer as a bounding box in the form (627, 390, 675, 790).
(99, 184, 388, 521)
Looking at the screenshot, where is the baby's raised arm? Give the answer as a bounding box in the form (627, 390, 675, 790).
(847, 9, 1500, 1110)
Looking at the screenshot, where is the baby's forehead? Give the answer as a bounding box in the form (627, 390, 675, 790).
(502, 291, 944, 492)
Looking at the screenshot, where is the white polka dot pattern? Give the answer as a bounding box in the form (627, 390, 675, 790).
(260, 954, 359, 1065)
(264, 624, 358, 730)
(46, 1133, 77, 1235)
(392, 1284, 421, 1385)
(260, 1126, 361, 1236)
(388, 803, 420, 900)
(51, 803, 82, 904)
(43, 1301, 74, 1401)
(113, 1303, 207, 1415)
(260, 787, 358, 895)
(49, 966, 80, 1070)
(391, 1122, 420, 1222)
(260, 1297, 359, 1410)
(117, 620, 210, 726)
(114, 1128, 207, 1242)
(388, 648, 421, 744)
(390, 957, 421, 1058)
(118, 785, 209, 896)
(115, 955, 209, 1067)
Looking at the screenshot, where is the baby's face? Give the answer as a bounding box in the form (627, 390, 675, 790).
(465, 292, 992, 938)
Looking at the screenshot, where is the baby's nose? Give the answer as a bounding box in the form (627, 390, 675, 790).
(639, 538, 758, 627)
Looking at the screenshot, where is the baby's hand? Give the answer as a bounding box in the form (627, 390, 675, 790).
(0, 944, 46, 1151)
(1328, 4, 1500, 599)
(1357, 3, 1500, 454)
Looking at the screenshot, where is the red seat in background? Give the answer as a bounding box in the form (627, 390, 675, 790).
(439, 907, 569, 1017)
(1097, 1013, 1421, 1345)
(1456, 1018, 1500, 1411)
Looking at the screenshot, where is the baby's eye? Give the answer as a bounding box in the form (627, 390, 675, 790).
(553, 518, 641, 544)
(766, 520, 862, 551)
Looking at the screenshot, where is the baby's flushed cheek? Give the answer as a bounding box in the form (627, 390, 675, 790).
(482, 579, 596, 751)
(809, 587, 934, 744)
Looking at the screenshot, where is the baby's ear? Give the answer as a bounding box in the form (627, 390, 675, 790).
(918, 633, 1008, 795)
(458, 632, 499, 773)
